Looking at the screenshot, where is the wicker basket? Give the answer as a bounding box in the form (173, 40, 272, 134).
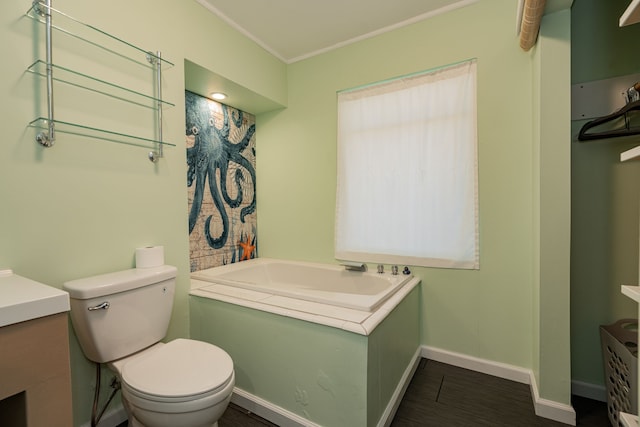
(600, 319, 638, 427)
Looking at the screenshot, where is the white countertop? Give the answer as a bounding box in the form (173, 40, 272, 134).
(0, 269, 70, 327)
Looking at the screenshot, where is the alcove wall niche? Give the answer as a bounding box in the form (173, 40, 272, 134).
(184, 59, 284, 271)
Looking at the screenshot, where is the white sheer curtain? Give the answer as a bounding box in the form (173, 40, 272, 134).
(335, 59, 478, 269)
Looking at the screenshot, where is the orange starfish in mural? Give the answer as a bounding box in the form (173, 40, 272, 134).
(238, 236, 255, 261)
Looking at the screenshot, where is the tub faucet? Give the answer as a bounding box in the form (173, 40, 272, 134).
(340, 261, 367, 272)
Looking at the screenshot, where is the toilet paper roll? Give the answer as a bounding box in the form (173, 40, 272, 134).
(135, 246, 165, 268)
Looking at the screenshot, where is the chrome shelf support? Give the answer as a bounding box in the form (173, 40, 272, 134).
(35, 0, 55, 147)
(147, 50, 163, 163)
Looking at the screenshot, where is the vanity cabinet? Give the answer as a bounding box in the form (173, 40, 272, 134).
(0, 313, 73, 427)
(0, 269, 72, 426)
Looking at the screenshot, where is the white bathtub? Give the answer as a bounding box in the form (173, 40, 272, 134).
(190, 258, 419, 336)
(191, 258, 410, 311)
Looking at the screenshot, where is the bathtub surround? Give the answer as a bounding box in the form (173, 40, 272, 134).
(186, 90, 258, 271)
(190, 259, 421, 427)
(191, 287, 420, 427)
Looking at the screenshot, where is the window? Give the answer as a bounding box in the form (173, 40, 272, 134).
(335, 59, 478, 269)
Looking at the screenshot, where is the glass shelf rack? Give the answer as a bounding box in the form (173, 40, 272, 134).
(27, 60, 175, 109)
(25, 2, 174, 69)
(26, 0, 173, 160)
(29, 118, 176, 148)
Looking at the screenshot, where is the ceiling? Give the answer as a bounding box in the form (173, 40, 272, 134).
(188, 0, 572, 114)
(195, 0, 477, 64)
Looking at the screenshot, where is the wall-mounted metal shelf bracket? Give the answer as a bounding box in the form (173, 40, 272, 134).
(147, 51, 164, 163)
(35, 0, 56, 147)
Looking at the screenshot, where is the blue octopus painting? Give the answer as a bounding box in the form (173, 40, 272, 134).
(185, 90, 257, 271)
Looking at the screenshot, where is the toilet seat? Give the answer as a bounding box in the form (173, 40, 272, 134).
(121, 338, 234, 403)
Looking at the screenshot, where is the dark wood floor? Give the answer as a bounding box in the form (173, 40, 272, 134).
(117, 358, 610, 426)
(390, 359, 609, 426)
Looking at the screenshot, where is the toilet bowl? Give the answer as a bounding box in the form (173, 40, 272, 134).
(63, 266, 235, 427)
(109, 339, 234, 427)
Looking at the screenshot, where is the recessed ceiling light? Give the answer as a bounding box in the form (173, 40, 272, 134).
(211, 92, 227, 100)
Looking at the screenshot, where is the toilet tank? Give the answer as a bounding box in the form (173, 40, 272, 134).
(63, 265, 177, 363)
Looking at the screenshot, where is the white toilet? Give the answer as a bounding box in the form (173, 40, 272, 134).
(63, 265, 234, 427)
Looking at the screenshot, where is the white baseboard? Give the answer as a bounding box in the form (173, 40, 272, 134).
(78, 405, 127, 427)
(421, 345, 576, 426)
(571, 380, 607, 402)
(421, 345, 531, 384)
(529, 371, 576, 426)
(231, 388, 322, 427)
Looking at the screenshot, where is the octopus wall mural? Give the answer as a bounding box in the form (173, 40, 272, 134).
(185, 90, 257, 271)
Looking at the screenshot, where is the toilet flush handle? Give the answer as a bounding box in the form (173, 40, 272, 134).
(88, 302, 110, 311)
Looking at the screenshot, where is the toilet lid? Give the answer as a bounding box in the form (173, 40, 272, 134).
(122, 339, 233, 398)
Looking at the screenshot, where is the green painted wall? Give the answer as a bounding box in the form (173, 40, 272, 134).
(534, 9, 572, 403)
(571, 0, 640, 390)
(0, 0, 285, 425)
